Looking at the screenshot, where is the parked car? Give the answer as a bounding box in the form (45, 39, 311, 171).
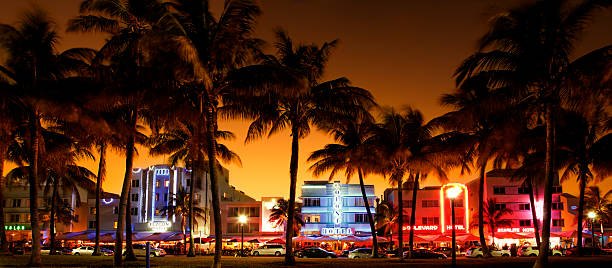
(41, 246, 51, 255)
(565, 247, 610, 256)
(295, 247, 337, 258)
(341, 250, 350, 257)
(403, 249, 447, 259)
(519, 246, 562, 256)
(348, 248, 388, 258)
(432, 247, 460, 257)
(72, 246, 113, 256)
(251, 244, 285, 256)
(465, 247, 510, 258)
(123, 244, 166, 257)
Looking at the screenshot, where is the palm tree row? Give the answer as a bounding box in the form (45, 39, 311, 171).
(0, 1, 611, 268)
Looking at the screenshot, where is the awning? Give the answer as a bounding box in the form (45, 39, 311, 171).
(496, 233, 529, 239)
(456, 234, 480, 242)
(266, 238, 285, 244)
(432, 235, 452, 242)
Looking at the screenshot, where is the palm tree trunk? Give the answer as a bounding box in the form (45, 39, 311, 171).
(358, 169, 378, 258)
(284, 125, 299, 265)
(408, 173, 419, 259)
(187, 160, 197, 257)
(28, 112, 42, 266)
(478, 164, 490, 257)
(534, 104, 555, 268)
(397, 173, 404, 261)
(182, 219, 187, 255)
(125, 188, 136, 261)
(49, 180, 58, 255)
(205, 104, 223, 268)
(528, 180, 541, 248)
(576, 173, 586, 253)
(114, 108, 137, 266)
(93, 143, 106, 256)
(0, 140, 9, 254)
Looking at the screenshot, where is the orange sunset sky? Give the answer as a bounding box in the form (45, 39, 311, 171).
(1, 0, 612, 200)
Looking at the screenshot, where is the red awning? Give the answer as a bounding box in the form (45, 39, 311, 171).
(266, 238, 285, 244)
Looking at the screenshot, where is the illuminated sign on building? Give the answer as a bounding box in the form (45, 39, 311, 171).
(333, 182, 342, 225)
(148, 221, 171, 232)
(102, 198, 114, 205)
(4, 225, 27, 231)
(402, 225, 439, 231)
(446, 225, 465, 231)
(440, 183, 469, 233)
(321, 227, 354, 236)
(155, 169, 170, 176)
(497, 227, 535, 233)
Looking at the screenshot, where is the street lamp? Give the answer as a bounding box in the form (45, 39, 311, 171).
(446, 186, 462, 268)
(239, 215, 247, 257)
(587, 211, 597, 253)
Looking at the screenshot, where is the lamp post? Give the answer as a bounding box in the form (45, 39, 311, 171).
(587, 211, 597, 254)
(239, 215, 247, 257)
(446, 186, 462, 268)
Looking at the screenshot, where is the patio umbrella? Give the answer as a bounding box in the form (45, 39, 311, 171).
(315, 236, 339, 241)
(267, 238, 285, 244)
(164, 233, 185, 241)
(359, 236, 389, 242)
(247, 239, 260, 243)
(138, 233, 165, 241)
(292, 236, 316, 242)
(432, 235, 452, 242)
(67, 231, 91, 241)
(100, 233, 115, 243)
(411, 235, 429, 242)
(496, 233, 528, 239)
(456, 234, 480, 242)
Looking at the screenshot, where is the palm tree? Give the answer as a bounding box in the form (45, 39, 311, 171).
(308, 114, 381, 257)
(375, 201, 398, 244)
(157, 1, 262, 265)
(161, 187, 207, 255)
(268, 199, 305, 236)
(233, 30, 374, 265)
(435, 74, 524, 257)
(148, 120, 241, 256)
(0, 7, 98, 264)
(557, 108, 612, 251)
(68, 0, 172, 264)
(470, 198, 513, 247)
(584, 186, 612, 247)
(455, 1, 612, 265)
(373, 107, 458, 259)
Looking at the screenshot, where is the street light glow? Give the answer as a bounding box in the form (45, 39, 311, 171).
(588, 211, 597, 219)
(239, 215, 248, 224)
(446, 186, 462, 199)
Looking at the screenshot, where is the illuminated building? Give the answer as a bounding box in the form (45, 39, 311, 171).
(384, 183, 469, 239)
(300, 180, 377, 236)
(2, 176, 95, 242)
(383, 169, 581, 247)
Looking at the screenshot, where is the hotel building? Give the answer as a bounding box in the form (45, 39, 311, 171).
(300, 180, 377, 236)
(383, 169, 579, 247)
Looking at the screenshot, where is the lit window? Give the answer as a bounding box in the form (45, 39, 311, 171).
(164, 179, 170, 187)
(113, 221, 118, 228)
(156, 180, 160, 187)
(89, 208, 96, 215)
(155, 194, 159, 201)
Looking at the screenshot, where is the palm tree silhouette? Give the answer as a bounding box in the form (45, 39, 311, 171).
(584, 186, 612, 247)
(68, 0, 172, 263)
(469, 198, 513, 247)
(149, 120, 241, 256)
(161, 188, 207, 255)
(157, 0, 262, 263)
(308, 113, 381, 257)
(456, 1, 612, 265)
(268, 199, 304, 237)
(234, 30, 374, 265)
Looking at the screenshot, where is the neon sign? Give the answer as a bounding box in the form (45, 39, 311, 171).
(446, 225, 465, 231)
(155, 169, 170, 176)
(148, 221, 171, 232)
(5, 225, 27, 230)
(321, 227, 354, 235)
(497, 227, 534, 233)
(440, 183, 469, 233)
(333, 182, 342, 225)
(102, 198, 114, 205)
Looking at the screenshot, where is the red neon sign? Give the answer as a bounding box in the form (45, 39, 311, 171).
(402, 225, 439, 231)
(497, 227, 534, 233)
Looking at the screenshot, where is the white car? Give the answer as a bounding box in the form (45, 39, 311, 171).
(519, 246, 562, 257)
(348, 248, 388, 258)
(122, 244, 166, 257)
(72, 246, 94, 256)
(251, 244, 285, 256)
(465, 247, 510, 258)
